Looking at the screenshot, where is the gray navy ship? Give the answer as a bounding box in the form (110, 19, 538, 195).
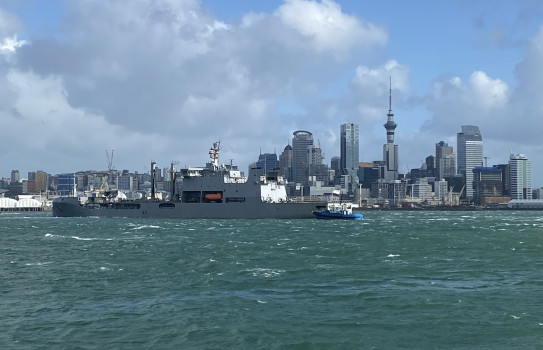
(53, 141, 327, 219)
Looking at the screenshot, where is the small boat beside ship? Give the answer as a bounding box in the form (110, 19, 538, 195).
(312, 203, 363, 220)
(53, 141, 327, 219)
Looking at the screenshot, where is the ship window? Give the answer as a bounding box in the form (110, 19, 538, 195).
(226, 197, 245, 203)
(114, 203, 141, 209)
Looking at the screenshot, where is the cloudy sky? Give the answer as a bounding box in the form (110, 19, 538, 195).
(1, 0, 543, 186)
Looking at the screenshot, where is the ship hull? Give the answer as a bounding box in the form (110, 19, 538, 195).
(53, 197, 325, 219)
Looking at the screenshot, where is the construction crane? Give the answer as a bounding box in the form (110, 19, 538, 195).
(105, 150, 115, 172)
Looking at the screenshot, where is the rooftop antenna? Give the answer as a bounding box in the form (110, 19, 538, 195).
(389, 76, 392, 114)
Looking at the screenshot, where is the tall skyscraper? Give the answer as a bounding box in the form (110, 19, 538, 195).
(383, 80, 398, 181)
(340, 123, 360, 184)
(255, 153, 279, 174)
(11, 170, 20, 183)
(35, 171, 48, 192)
(279, 145, 293, 181)
(435, 141, 456, 180)
(457, 125, 483, 200)
(330, 156, 341, 174)
(307, 144, 324, 167)
(509, 153, 532, 200)
(292, 130, 314, 183)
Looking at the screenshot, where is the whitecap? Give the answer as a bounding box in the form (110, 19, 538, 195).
(131, 224, 161, 231)
(71, 236, 113, 241)
(71, 236, 93, 241)
(247, 268, 285, 278)
(387, 254, 400, 257)
(25, 261, 52, 266)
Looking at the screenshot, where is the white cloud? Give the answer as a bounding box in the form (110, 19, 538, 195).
(0, 35, 26, 52)
(469, 71, 509, 109)
(353, 60, 410, 94)
(0, 69, 162, 173)
(276, 0, 387, 57)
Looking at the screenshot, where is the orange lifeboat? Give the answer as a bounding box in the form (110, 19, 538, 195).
(204, 193, 222, 201)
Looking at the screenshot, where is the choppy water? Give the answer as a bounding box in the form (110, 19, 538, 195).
(1, 210, 543, 349)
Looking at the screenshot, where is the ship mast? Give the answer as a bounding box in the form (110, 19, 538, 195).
(209, 141, 221, 170)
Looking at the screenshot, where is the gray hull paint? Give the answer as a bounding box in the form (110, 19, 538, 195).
(53, 197, 324, 219)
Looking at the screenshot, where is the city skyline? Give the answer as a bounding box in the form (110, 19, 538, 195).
(1, 1, 543, 187)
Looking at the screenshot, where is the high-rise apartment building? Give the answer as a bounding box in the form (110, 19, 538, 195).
(383, 81, 398, 182)
(435, 141, 456, 180)
(292, 130, 314, 183)
(509, 154, 532, 200)
(340, 123, 360, 185)
(457, 125, 483, 200)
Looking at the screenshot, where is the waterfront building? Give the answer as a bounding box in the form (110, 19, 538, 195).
(435, 141, 456, 180)
(409, 178, 433, 201)
(57, 173, 76, 196)
(457, 125, 483, 201)
(371, 179, 406, 205)
(494, 164, 510, 196)
(292, 130, 314, 184)
(435, 179, 448, 203)
(472, 166, 504, 205)
(383, 80, 399, 182)
(340, 123, 360, 188)
(509, 154, 532, 200)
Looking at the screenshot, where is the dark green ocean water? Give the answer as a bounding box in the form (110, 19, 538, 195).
(1, 210, 543, 349)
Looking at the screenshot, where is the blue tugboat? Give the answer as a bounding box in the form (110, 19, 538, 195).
(312, 203, 363, 220)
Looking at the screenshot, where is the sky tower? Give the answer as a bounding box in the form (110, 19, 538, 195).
(383, 78, 399, 181)
(384, 78, 397, 144)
